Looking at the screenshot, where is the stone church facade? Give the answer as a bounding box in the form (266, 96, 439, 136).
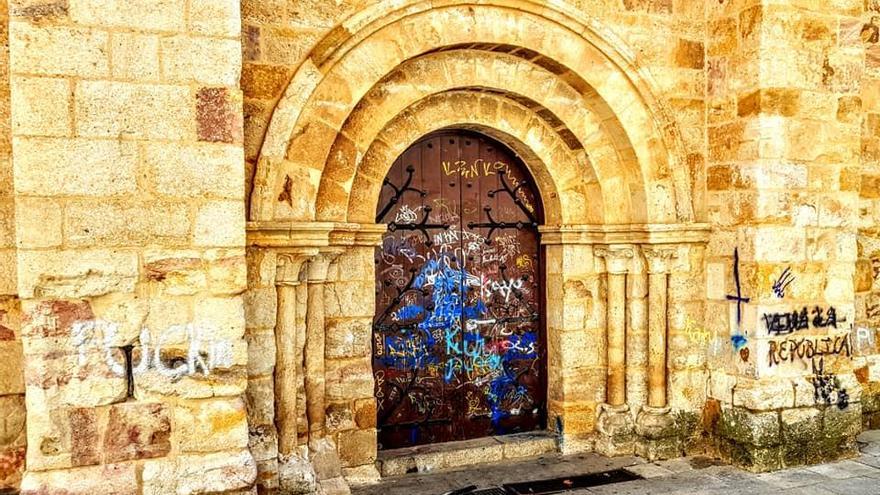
(0, 0, 878, 493)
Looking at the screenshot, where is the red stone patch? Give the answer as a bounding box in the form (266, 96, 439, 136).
(0, 446, 25, 489)
(103, 402, 171, 463)
(244, 25, 261, 61)
(196, 87, 242, 144)
(69, 408, 100, 466)
(24, 300, 94, 338)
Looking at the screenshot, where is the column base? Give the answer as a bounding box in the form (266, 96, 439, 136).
(309, 438, 346, 485)
(594, 403, 635, 456)
(277, 452, 318, 495)
(635, 406, 680, 460)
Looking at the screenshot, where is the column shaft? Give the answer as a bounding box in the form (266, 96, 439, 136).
(607, 272, 627, 406)
(626, 270, 649, 411)
(274, 283, 299, 455)
(304, 280, 326, 443)
(647, 272, 669, 408)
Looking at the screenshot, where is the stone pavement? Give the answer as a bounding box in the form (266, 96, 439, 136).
(353, 431, 880, 495)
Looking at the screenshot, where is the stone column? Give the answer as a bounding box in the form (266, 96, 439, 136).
(304, 249, 341, 446)
(595, 246, 635, 456)
(303, 249, 347, 490)
(636, 247, 677, 460)
(596, 246, 633, 406)
(274, 252, 313, 458)
(626, 252, 648, 414)
(275, 251, 321, 495)
(643, 247, 676, 410)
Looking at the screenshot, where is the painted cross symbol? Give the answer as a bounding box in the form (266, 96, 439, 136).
(725, 248, 750, 350)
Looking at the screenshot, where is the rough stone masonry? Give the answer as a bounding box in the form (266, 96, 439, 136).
(0, 0, 879, 494)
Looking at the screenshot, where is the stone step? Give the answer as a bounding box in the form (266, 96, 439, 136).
(376, 432, 559, 477)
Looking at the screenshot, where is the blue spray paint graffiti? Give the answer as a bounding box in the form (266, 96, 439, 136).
(386, 253, 537, 426)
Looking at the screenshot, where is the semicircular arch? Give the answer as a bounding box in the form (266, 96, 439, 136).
(251, 2, 692, 225)
(342, 91, 591, 225)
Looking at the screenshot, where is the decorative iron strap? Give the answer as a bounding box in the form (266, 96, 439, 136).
(488, 169, 538, 224)
(376, 165, 427, 222)
(387, 205, 449, 246)
(468, 206, 538, 244)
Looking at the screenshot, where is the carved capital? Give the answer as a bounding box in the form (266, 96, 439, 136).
(307, 248, 345, 283)
(642, 246, 678, 274)
(595, 245, 635, 274)
(276, 250, 318, 286)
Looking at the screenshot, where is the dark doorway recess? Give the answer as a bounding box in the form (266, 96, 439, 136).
(373, 129, 547, 449)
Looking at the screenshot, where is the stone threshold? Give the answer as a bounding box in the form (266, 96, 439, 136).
(376, 431, 559, 477)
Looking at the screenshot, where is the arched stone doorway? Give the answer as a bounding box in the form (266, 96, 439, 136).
(372, 130, 547, 449)
(243, 2, 710, 492)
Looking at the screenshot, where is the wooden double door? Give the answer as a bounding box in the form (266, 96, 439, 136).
(373, 130, 547, 449)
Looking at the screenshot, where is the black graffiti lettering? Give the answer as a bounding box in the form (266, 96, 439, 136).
(811, 358, 849, 410)
(764, 305, 841, 336)
(768, 341, 779, 366)
(768, 334, 852, 367)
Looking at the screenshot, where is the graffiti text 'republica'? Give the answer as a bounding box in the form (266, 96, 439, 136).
(767, 333, 851, 367)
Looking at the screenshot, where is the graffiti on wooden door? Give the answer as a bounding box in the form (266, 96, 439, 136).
(373, 130, 546, 449)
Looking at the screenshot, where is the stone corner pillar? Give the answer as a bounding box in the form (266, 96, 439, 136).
(594, 245, 636, 456)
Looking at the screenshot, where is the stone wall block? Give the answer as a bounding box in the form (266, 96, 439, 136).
(337, 429, 376, 468)
(244, 375, 274, 427)
(780, 407, 824, 466)
(245, 329, 275, 376)
(64, 200, 191, 248)
(12, 137, 137, 197)
(146, 143, 244, 199)
(0, 395, 26, 448)
(175, 397, 248, 453)
(69, 0, 186, 31)
(718, 407, 781, 448)
(189, 0, 241, 37)
(141, 449, 256, 495)
(162, 37, 241, 86)
(17, 250, 138, 299)
(733, 379, 795, 410)
(0, 342, 24, 395)
(243, 287, 277, 330)
(20, 462, 138, 495)
(196, 87, 243, 144)
(325, 318, 371, 359)
(205, 249, 248, 295)
(10, 23, 108, 77)
(75, 82, 194, 140)
(10, 76, 70, 136)
(193, 295, 246, 341)
(194, 200, 246, 247)
(110, 32, 160, 80)
(325, 359, 374, 402)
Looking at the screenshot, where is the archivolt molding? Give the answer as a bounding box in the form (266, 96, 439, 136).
(338, 90, 589, 225)
(250, 1, 694, 225)
(315, 49, 641, 225)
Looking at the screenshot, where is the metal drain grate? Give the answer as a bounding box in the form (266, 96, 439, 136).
(503, 468, 642, 494)
(470, 489, 509, 495)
